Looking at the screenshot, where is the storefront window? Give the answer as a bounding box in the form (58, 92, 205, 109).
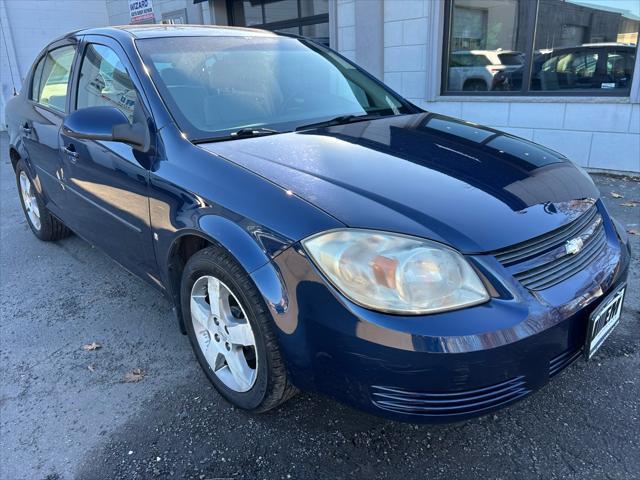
(445, 0, 530, 93)
(443, 0, 639, 96)
(241, 0, 262, 26)
(300, 0, 327, 17)
(228, 0, 330, 46)
(530, 0, 638, 92)
(264, 0, 298, 23)
(301, 22, 329, 45)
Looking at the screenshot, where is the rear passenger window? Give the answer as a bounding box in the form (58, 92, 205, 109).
(37, 46, 76, 112)
(76, 44, 138, 123)
(30, 57, 45, 101)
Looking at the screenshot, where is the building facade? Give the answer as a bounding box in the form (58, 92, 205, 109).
(2, 0, 639, 173)
(335, 0, 640, 174)
(0, 0, 109, 128)
(107, 0, 640, 173)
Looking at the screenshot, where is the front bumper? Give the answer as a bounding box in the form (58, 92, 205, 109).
(251, 206, 631, 423)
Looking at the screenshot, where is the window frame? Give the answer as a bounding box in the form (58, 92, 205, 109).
(28, 43, 78, 114)
(441, 0, 639, 97)
(29, 56, 45, 102)
(70, 35, 156, 129)
(226, 0, 329, 45)
(75, 42, 140, 123)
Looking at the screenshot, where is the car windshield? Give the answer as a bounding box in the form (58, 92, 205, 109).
(136, 35, 412, 141)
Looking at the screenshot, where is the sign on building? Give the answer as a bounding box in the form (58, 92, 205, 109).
(128, 0, 155, 24)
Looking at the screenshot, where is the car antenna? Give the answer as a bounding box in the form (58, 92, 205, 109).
(0, 23, 19, 95)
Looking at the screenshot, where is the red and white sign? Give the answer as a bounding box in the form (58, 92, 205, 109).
(129, 0, 155, 24)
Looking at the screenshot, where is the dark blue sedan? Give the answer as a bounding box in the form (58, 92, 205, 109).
(5, 25, 630, 422)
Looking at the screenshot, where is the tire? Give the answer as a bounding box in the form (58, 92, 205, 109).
(181, 245, 297, 412)
(15, 159, 71, 241)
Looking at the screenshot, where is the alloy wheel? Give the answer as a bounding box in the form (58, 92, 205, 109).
(19, 171, 41, 231)
(190, 275, 258, 392)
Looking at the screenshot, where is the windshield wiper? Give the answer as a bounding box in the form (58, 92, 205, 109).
(295, 114, 386, 131)
(230, 127, 281, 138)
(192, 127, 282, 144)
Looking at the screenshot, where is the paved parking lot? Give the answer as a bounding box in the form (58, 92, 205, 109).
(1, 133, 639, 480)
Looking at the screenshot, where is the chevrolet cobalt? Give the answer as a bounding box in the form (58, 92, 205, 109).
(5, 26, 630, 422)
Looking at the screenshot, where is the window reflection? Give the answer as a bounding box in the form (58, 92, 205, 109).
(529, 0, 638, 92)
(444, 0, 639, 95)
(38, 47, 76, 112)
(230, 0, 330, 46)
(446, 0, 528, 92)
(301, 23, 329, 46)
(300, 0, 328, 16)
(264, 0, 298, 23)
(76, 44, 138, 122)
(241, 0, 262, 26)
(425, 117, 495, 143)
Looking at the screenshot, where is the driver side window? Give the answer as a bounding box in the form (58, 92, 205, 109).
(76, 44, 138, 122)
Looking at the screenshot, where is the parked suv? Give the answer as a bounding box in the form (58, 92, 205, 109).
(493, 43, 636, 92)
(447, 50, 524, 91)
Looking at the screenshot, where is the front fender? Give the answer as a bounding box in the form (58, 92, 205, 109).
(162, 215, 291, 333)
(150, 125, 344, 332)
(197, 214, 291, 273)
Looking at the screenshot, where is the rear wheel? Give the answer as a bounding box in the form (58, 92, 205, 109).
(181, 246, 297, 412)
(15, 160, 71, 241)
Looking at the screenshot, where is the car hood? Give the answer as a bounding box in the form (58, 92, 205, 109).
(200, 113, 599, 253)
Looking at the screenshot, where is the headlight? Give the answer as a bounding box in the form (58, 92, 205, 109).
(302, 229, 489, 315)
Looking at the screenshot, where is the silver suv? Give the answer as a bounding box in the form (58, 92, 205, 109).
(447, 50, 524, 91)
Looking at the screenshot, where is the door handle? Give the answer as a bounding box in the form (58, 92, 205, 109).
(63, 145, 79, 162)
(21, 124, 32, 135)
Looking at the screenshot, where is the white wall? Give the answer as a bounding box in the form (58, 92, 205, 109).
(335, 0, 640, 174)
(422, 99, 640, 173)
(0, 0, 109, 128)
(336, 0, 356, 62)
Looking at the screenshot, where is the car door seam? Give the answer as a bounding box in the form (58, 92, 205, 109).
(64, 183, 142, 233)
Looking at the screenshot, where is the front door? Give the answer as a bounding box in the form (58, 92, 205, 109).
(59, 37, 158, 281)
(22, 44, 77, 214)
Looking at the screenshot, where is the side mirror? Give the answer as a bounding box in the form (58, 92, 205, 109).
(62, 106, 150, 151)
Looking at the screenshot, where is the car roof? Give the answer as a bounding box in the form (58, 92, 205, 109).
(62, 24, 279, 41)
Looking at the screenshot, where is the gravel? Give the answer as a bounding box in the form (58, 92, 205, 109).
(1, 133, 638, 480)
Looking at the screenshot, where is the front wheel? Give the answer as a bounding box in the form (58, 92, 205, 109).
(15, 159, 71, 241)
(181, 246, 297, 412)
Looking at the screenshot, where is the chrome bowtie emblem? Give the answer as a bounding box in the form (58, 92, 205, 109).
(565, 237, 584, 255)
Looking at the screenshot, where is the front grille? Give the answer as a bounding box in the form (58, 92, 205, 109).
(371, 376, 530, 417)
(493, 206, 607, 290)
(549, 346, 582, 378)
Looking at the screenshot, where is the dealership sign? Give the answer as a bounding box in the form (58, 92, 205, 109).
(129, 0, 155, 24)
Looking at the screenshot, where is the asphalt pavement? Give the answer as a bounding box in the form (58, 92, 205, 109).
(1, 133, 639, 480)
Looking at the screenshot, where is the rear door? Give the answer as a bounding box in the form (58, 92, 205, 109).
(59, 35, 158, 281)
(21, 41, 77, 215)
